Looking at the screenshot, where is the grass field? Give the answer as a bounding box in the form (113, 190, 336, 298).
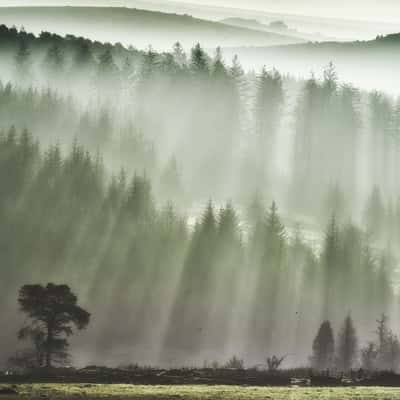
(3, 384, 400, 399)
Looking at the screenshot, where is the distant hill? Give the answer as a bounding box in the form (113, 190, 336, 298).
(220, 17, 335, 42)
(221, 33, 400, 94)
(0, 6, 305, 51)
(221, 17, 269, 31)
(99, 0, 399, 41)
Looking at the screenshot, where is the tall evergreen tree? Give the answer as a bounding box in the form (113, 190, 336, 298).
(253, 68, 284, 183)
(335, 315, 358, 371)
(311, 320, 335, 370)
(190, 43, 209, 76)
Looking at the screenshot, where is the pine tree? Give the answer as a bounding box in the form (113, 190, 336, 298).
(322, 62, 338, 93)
(254, 67, 284, 183)
(311, 320, 335, 370)
(73, 39, 93, 67)
(369, 91, 393, 188)
(98, 47, 116, 75)
(218, 202, 240, 244)
(291, 73, 320, 209)
(335, 315, 358, 371)
(140, 46, 158, 79)
(265, 201, 286, 258)
(172, 41, 186, 67)
(364, 186, 385, 238)
(229, 54, 244, 83)
(15, 40, 30, 73)
(190, 43, 208, 75)
(374, 314, 400, 371)
(322, 215, 340, 317)
(211, 47, 227, 80)
(45, 43, 64, 70)
(125, 174, 154, 220)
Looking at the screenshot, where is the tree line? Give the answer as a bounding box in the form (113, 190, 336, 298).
(311, 314, 400, 372)
(0, 128, 395, 367)
(8, 280, 400, 372)
(0, 24, 400, 230)
(0, 24, 399, 367)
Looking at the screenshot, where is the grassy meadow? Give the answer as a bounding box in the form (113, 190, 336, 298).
(2, 384, 400, 399)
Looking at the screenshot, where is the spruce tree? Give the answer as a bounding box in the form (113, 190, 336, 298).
(190, 43, 208, 75)
(335, 315, 358, 371)
(311, 320, 335, 371)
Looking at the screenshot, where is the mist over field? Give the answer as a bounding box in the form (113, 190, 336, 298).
(0, 1, 400, 375)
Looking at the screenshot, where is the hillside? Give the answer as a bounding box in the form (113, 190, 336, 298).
(220, 17, 334, 42)
(0, 6, 305, 51)
(222, 33, 400, 94)
(96, 0, 399, 41)
(0, 17, 398, 371)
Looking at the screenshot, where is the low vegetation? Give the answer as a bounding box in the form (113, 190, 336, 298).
(3, 384, 400, 399)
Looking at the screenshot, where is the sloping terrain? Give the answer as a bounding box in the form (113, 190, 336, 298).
(222, 33, 400, 93)
(220, 17, 334, 42)
(0, 7, 304, 50)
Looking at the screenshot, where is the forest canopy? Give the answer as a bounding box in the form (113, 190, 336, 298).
(0, 24, 399, 369)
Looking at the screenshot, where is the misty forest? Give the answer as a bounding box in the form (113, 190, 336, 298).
(1, 22, 400, 375)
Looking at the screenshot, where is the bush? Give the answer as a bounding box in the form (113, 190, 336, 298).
(224, 355, 244, 369)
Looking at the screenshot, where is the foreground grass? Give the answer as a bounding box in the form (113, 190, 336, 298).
(3, 384, 400, 399)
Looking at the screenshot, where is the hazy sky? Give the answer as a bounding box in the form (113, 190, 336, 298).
(181, 0, 400, 21)
(1, 0, 400, 23)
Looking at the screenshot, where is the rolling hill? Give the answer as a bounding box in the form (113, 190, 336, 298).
(220, 17, 336, 42)
(0, 6, 305, 51)
(221, 33, 400, 94)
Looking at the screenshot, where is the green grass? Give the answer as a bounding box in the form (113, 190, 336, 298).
(3, 384, 400, 399)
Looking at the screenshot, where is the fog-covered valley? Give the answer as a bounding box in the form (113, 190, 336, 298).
(0, 6, 400, 373)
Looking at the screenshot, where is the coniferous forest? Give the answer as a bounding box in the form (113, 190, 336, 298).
(1, 23, 400, 373)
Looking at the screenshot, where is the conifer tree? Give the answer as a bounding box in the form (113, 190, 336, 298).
(172, 41, 186, 67)
(254, 68, 283, 183)
(311, 320, 335, 370)
(15, 40, 30, 75)
(190, 43, 208, 76)
(365, 186, 385, 239)
(335, 315, 358, 371)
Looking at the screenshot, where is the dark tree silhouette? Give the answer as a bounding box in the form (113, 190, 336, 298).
(375, 314, 400, 370)
(335, 315, 358, 371)
(266, 355, 286, 372)
(17, 283, 90, 367)
(311, 320, 335, 371)
(190, 43, 209, 75)
(15, 40, 30, 71)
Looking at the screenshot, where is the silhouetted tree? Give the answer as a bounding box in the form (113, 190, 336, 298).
(322, 215, 340, 317)
(190, 43, 209, 75)
(266, 355, 285, 372)
(172, 41, 186, 67)
(254, 68, 283, 183)
(73, 39, 93, 67)
(311, 320, 335, 370)
(17, 283, 90, 367)
(375, 314, 400, 371)
(335, 315, 358, 371)
(365, 186, 385, 238)
(45, 43, 64, 70)
(15, 40, 30, 73)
